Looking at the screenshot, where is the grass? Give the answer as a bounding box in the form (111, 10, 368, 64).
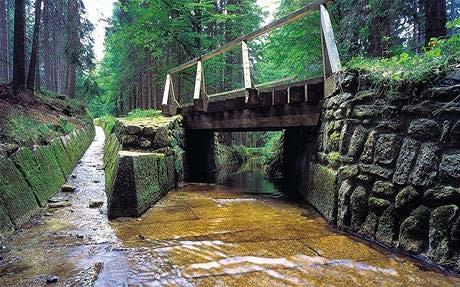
(126, 109, 162, 120)
(7, 115, 59, 145)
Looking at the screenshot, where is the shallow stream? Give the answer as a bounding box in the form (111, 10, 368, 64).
(1, 127, 459, 286)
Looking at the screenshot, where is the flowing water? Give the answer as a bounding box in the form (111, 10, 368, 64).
(1, 127, 459, 286)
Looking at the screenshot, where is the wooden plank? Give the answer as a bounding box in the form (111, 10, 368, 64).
(193, 61, 203, 100)
(207, 100, 227, 113)
(162, 74, 171, 106)
(289, 85, 306, 104)
(181, 103, 195, 115)
(242, 41, 252, 88)
(320, 5, 342, 75)
(306, 82, 324, 103)
(273, 89, 288, 105)
(259, 76, 323, 93)
(168, 0, 328, 74)
(194, 98, 208, 112)
(184, 111, 320, 130)
(225, 96, 246, 110)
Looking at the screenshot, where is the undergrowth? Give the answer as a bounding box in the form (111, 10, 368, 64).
(7, 115, 59, 145)
(126, 109, 162, 119)
(348, 19, 460, 89)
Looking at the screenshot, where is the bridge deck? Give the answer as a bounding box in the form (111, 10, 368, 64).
(163, 77, 325, 131)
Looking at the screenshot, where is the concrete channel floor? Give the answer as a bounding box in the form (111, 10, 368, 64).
(0, 127, 460, 286)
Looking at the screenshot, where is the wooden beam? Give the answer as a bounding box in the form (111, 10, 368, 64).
(168, 0, 330, 74)
(193, 61, 203, 100)
(162, 74, 171, 106)
(320, 5, 342, 75)
(242, 41, 252, 89)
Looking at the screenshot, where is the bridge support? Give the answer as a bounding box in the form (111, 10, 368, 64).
(281, 127, 315, 199)
(184, 130, 217, 183)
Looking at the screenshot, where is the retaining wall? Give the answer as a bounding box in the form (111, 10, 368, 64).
(0, 124, 95, 243)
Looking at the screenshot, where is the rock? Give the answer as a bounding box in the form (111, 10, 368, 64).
(398, 206, 431, 255)
(410, 143, 439, 187)
(46, 276, 59, 284)
(451, 120, 460, 143)
(124, 124, 142, 135)
(347, 125, 368, 159)
(395, 186, 420, 210)
(337, 165, 359, 180)
(89, 200, 104, 208)
(71, 174, 77, 179)
(440, 120, 450, 144)
(48, 201, 72, 208)
(120, 134, 137, 146)
(356, 174, 372, 182)
(439, 153, 460, 182)
(368, 197, 391, 214)
(360, 212, 379, 237)
(350, 186, 368, 231)
(153, 128, 170, 149)
(359, 164, 393, 179)
(393, 138, 419, 185)
(372, 181, 396, 199)
(337, 180, 354, 228)
(61, 184, 76, 193)
(408, 119, 441, 141)
(428, 205, 458, 263)
(353, 105, 380, 118)
(376, 119, 405, 132)
(139, 139, 152, 148)
(375, 134, 400, 165)
(360, 131, 378, 163)
(376, 205, 398, 247)
(339, 119, 360, 154)
(423, 186, 460, 207)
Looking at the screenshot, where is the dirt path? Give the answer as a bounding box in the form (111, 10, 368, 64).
(0, 127, 459, 286)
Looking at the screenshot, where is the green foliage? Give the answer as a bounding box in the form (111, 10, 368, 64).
(347, 27, 460, 87)
(7, 115, 59, 145)
(261, 132, 283, 165)
(126, 109, 162, 120)
(58, 118, 76, 134)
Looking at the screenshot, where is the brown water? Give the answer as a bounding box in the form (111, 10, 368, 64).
(1, 127, 459, 286)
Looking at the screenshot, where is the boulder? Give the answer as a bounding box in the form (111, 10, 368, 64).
(423, 186, 460, 207)
(337, 165, 359, 180)
(368, 197, 391, 214)
(393, 138, 419, 185)
(307, 164, 338, 223)
(408, 119, 441, 141)
(359, 164, 393, 179)
(398, 206, 431, 254)
(360, 130, 378, 163)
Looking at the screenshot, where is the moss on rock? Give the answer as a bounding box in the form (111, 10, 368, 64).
(307, 164, 338, 223)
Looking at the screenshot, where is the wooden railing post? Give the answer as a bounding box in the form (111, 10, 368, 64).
(193, 60, 208, 111)
(242, 41, 252, 89)
(320, 4, 342, 97)
(162, 74, 177, 115)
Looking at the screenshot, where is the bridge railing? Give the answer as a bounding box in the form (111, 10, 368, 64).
(162, 0, 341, 115)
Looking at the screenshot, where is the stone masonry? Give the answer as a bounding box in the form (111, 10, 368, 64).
(307, 69, 460, 273)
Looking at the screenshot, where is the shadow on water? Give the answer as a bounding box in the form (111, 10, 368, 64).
(215, 157, 286, 198)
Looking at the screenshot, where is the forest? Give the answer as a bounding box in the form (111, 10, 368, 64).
(0, 0, 458, 116)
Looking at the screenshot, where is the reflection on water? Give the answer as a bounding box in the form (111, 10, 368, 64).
(1, 129, 460, 286)
(216, 157, 284, 198)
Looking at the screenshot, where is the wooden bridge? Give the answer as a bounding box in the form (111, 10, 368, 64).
(162, 0, 341, 131)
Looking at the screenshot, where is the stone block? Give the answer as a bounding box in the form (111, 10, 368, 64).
(360, 130, 378, 164)
(350, 186, 368, 231)
(372, 181, 396, 199)
(428, 205, 458, 264)
(359, 164, 393, 179)
(439, 153, 460, 183)
(409, 143, 439, 187)
(347, 125, 368, 159)
(337, 179, 354, 228)
(375, 134, 400, 165)
(423, 186, 460, 207)
(307, 164, 338, 223)
(376, 205, 398, 247)
(408, 119, 441, 141)
(368, 197, 391, 214)
(337, 165, 359, 181)
(395, 186, 420, 210)
(398, 206, 431, 255)
(393, 138, 419, 185)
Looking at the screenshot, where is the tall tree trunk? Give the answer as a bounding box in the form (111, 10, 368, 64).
(67, 0, 79, 97)
(27, 0, 42, 90)
(0, 0, 8, 83)
(12, 0, 25, 91)
(42, 0, 50, 90)
(451, 0, 457, 19)
(425, 0, 447, 44)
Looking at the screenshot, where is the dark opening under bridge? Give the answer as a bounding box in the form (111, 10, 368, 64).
(161, 0, 342, 131)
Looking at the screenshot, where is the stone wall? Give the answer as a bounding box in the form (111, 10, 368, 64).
(306, 70, 460, 272)
(0, 124, 95, 244)
(101, 116, 184, 219)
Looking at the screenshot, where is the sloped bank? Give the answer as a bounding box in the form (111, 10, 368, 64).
(0, 124, 95, 243)
(99, 116, 184, 219)
(267, 69, 460, 273)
